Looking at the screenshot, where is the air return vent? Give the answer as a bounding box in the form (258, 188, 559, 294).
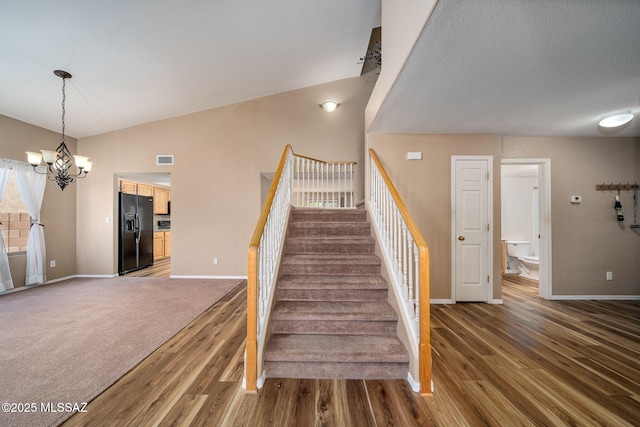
(156, 155, 174, 166)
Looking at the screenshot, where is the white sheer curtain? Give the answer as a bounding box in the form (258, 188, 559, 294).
(12, 162, 47, 285)
(0, 160, 14, 291)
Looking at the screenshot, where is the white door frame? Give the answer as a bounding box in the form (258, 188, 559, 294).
(501, 158, 552, 299)
(451, 156, 494, 303)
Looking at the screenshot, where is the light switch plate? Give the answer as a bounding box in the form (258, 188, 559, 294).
(407, 152, 423, 160)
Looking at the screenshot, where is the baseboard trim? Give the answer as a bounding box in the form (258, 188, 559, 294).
(551, 294, 640, 301)
(488, 299, 504, 304)
(430, 299, 455, 304)
(0, 275, 81, 296)
(170, 275, 248, 280)
(407, 372, 420, 393)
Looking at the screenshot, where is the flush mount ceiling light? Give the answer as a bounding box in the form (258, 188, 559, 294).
(598, 113, 634, 128)
(319, 101, 340, 112)
(26, 70, 92, 191)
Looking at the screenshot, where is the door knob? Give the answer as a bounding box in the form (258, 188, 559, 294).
(458, 236, 465, 241)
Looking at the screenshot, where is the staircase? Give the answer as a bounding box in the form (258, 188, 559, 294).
(263, 208, 409, 380)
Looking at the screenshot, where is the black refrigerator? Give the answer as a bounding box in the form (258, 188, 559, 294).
(118, 192, 154, 275)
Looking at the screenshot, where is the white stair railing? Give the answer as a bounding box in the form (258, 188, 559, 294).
(245, 146, 356, 393)
(368, 148, 432, 395)
(293, 155, 356, 208)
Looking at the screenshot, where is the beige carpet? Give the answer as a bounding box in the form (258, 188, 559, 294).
(0, 276, 244, 427)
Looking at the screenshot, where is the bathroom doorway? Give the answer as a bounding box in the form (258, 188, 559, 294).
(501, 159, 552, 299)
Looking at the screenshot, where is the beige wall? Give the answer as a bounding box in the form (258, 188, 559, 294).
(503, 136, 640, 296)
(368, 134, 503, 300)
(0, 115, 78, 287)
(77, 75, 375, 277)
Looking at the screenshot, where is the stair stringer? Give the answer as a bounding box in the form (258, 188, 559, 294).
(365, 203, 421, 392)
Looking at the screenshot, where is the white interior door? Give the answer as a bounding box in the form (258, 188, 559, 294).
(452, 157, 492, 302)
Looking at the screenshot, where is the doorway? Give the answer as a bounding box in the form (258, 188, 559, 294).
(451, 156, 494, 302)
(117, 173, 172, 278)
(501, 159, 552, 299)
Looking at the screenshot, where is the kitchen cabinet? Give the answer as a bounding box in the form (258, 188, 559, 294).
(153, 187, 171, 214)
(164, 231, 171, 256)
(137, 184, 154, 197)
(153, 231, 171, 259)
(119, 180, 137, 195)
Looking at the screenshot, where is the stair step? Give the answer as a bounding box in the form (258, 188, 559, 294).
(272, 301, 398, 335)
(281, 254, 381, 275)
(277, 287, 387, 302)
(272, 301, 398, 322)
(264, 334, 409, 364)
(291, 209, 367, 223)
(287, 222, 371, 237)
(265, 360, 408, 380)
(278, 274, 388, 289)
(265, 335, 409, 379)
(285, 236, 375, 255)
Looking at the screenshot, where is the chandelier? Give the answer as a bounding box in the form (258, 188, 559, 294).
(26, 70, 92, 191)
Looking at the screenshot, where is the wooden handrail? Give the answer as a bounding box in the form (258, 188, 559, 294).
(293, 152, 356, 165)
(369, 148, 432, 396)
(246, 144, 293, 394)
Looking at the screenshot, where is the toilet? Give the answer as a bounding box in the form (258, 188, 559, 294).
(505, 241, 539, 280)
(505, 241, 529, 274)
(518, 256, 540, 280)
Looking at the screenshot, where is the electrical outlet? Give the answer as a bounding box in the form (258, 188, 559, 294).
(214, 258, 218, 265)
(50, 260, 56, 268)
(570, 195, 582, 204)
(606, 271, 612, 281)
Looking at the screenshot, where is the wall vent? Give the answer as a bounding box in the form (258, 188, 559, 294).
(156, 155, 174, 165)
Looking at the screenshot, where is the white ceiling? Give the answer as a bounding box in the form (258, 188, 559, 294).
(371, 0, 640, 137)
(0, 0, 380, 139)
(1, 1, 639, 140)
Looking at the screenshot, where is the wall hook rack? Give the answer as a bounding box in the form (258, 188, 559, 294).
(595, 182, 639, 191)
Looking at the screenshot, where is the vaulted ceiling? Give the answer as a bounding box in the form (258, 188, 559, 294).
(1, 1, 639, 140)
(0, 0, 381, 138)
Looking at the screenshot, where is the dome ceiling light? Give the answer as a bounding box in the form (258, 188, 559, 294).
(319, 101, 340, 112)
(598, 113, 634, 128)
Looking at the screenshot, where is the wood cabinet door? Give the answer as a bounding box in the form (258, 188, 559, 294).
(119, 180, 137, 194)
(153, 187, 170, 214)
(164, 232, 171, 256)
(137, 184, 154, 197)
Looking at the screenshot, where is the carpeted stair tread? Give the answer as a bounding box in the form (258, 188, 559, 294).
(264, 334, 409, 363)
(264, 360, 408, 380)
(290, 209, 367, 223)
(278, 274, 387, 289)
(281, 254, 381, 275)
(286, 235, 375, 243)
(282, 254, 380, 264)
(285, 236, 375, 255)
(272, 301, 398, 321)
(287, 222, 371, 237)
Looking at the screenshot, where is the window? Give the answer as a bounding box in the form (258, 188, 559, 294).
(0, 172, 30, 253)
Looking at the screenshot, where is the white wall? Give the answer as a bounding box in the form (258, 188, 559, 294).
(501, 166, 538, 256)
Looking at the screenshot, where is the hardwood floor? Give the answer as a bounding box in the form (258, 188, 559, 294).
(63, 276, 640, 426)
(124, 257, 171, 278)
